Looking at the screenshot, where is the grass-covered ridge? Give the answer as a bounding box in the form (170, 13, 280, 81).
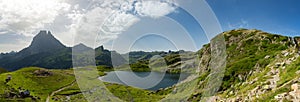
(221, 29, 291, 90)
(190, 29, 300, 101)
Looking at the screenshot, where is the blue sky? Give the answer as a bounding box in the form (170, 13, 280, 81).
(0, 0, 299, 53)
(207, 0, 300, 36)
(133, 0, 300, 52)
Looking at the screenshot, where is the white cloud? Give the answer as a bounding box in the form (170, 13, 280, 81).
(70, 0, 177, 47)
(70, 6, 139, 47)
(0, 29, 33, 52)
(0, 0, 71, 36)
(135, 0, 177, 18)
(73, 7, 118, 47)
(0, 0, 178, 51)
(0, 43, 26, 53)
(101, 11, 140, 34)
(0, 30, 8, 35)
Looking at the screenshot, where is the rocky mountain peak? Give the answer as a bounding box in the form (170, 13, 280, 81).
(23, 30, 66, 54)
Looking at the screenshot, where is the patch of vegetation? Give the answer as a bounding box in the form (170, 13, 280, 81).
(278, 56, 300, 86)
(220, 30, 289, 91)
(105, 83, 162, 102)
(256, 86, 290, 102)
(129, 60, 151, 72)
(230, 30, 243, 37)
(0, 67, 75, 101)
(166, 68, 181, 74)
(54, 77, 163, 102)
(0, 68, 7, 74)
(164, 54, 181, 65)
(53, 83, 86, 102)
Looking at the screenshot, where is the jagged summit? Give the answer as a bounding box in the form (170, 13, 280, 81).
(28, 30, 66, 53)
(17, 30, 66, 56)
(34, 30, 54, 38)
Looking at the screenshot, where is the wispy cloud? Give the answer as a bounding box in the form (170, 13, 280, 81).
(68, 0, 177, 47)
(0, 0, 71, 36)
(227, 19, 250, 29)
(134, 0, 177, 18)
(0, 0, 178, 51)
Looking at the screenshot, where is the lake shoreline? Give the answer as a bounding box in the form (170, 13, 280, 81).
(98, 71, 190, 91)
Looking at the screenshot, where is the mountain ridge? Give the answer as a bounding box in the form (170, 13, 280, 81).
(0, 30, 192, 71)
(0, 31, 114, 71)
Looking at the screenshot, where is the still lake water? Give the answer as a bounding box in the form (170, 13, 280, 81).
(99, 71, 189, 90)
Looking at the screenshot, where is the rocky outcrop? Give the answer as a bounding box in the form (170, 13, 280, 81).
(275, 83, 300, 101)
(294, 37, 300, 53)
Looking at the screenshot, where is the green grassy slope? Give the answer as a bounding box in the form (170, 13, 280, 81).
(0, 68, 7, 74)
(0, 67, 75, 101)
(189, 29, 300, 101)
(0, 67, 164, 102)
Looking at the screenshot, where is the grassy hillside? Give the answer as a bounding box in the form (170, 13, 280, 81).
(0, 67, 75, 101)
(0, 67, 165, 102)
(221, 29, 290, 90)
(0, 68, 7, 74)
(189, 29, 300, 101)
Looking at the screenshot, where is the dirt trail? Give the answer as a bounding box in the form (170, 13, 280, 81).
(46, 80, 76, 102)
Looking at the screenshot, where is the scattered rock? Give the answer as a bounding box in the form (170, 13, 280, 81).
(238, 74, 245, 81)
(284, 52, 289, 56)
(236, 96, 242, 101)
(265, 55, 270, 59)
(286, 59, 292, 65)
(274, 92, 287, 100)
(282, 51, 289, 56)
(33, 69, 53, 76)
(275, 63, 281, 68)
(291, 84, 298, 92)
(269, 69, 276, 75)
(229, 91, 234, 95)
(296, 70, 300, 74)
(5, 74, 12, 83)
(249, 78, 258, 85)
(263, 85, 271, 90)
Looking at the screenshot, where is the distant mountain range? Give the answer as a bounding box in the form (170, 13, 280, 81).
(0, 30, 189, 71)
(0, 31, 118, 71)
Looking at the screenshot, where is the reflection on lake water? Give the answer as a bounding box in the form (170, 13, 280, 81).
(99, 71, 190, 90)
